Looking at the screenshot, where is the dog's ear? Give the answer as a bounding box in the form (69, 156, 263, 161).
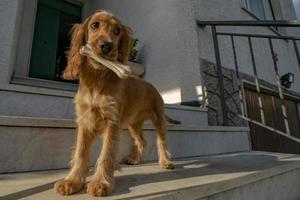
(118, 26, 133, 64)
(62, 17, 91, 80)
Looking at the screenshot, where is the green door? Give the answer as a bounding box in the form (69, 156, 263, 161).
(29, 0, 81, 81)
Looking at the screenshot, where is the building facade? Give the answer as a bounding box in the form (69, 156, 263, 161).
(0, 0, 299, 129)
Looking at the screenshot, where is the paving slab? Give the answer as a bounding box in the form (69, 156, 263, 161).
(1, 151, 300, 200)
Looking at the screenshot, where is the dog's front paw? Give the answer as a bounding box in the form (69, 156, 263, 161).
(54, 180, 83, 196)
(86, 180, 113, 197)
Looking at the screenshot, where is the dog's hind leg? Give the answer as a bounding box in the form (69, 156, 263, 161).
(124, 121, 147, 165)
(153, 114, 175, 169)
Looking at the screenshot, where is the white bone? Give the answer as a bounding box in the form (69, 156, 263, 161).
(80, 45, 136, 79)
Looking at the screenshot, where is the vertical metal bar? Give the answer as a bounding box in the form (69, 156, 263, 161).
(199, 58, 207, 109)
(248, 37, 266, 125)
(241, 81, 249, 119)
(293, 40, 300, 70)
(269, 38, 291, 135)
(268, 0, 276, 21)
(231, 35, 246, 117)
(211, 26, 228, 126)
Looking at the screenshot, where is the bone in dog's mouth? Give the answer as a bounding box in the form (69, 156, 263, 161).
(80, 44, 135, 79)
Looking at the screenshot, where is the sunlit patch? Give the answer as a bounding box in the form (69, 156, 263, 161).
(195, 85, 204, 102)
(161, 87, 182, 104)
(183, 163, 210, 169)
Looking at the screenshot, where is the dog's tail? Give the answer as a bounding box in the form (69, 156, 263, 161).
(165, 114, 181, 125)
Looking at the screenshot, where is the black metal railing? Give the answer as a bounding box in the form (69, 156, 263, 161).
(197, 20, 300, 142)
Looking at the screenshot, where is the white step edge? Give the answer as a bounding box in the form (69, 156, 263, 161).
(0, 115, 248, 132)
(165, 104, 207, 112)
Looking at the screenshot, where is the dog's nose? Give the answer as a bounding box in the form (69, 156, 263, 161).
(100, 41, 113, 54)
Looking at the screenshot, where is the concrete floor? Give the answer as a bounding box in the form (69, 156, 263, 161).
(1, 151, 300, 200)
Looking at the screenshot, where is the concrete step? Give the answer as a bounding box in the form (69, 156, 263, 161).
(1, 152, 300, 200)
(0, 87, 208, 126)
(0, 116, 249, 173)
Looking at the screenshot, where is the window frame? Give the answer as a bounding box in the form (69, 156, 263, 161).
(241, 0, 276, 20)
(12, 0, 83, 92)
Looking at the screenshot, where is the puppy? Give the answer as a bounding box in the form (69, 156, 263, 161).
(54, 11, 178, 197)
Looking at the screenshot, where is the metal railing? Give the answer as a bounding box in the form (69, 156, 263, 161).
(197, 20, 300, 142)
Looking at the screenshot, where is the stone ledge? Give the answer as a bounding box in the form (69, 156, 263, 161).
(0, 115, 75, 128)
(0, 83, 76, 98)
(0, 115, 248, 132)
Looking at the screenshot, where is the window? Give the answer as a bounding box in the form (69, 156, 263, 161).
(29, 0, 81, 81)
(241, 0, 275, 20)
(293, 0, 300, 19)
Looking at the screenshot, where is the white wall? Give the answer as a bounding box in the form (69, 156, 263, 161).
(0, 0, 21, 84)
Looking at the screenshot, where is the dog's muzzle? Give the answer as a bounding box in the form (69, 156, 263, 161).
(100, 41, 113, 54)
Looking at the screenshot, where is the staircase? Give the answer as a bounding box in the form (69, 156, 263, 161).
(1, 105, 300, 199)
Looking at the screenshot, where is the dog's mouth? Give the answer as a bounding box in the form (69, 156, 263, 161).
(93, 45, 118, 62)
(97, 52, 117, 62)
(86, 47, 117, 70)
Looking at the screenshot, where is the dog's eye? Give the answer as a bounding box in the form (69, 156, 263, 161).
(91, 22, 99, 29)
(113, 27, 121, 35)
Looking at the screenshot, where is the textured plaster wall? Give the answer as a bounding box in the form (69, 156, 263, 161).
(84, 0, 203, 104)
(0, 0, 20, 84)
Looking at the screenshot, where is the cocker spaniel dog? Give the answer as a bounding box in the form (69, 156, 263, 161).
(54, 11, 178, 197)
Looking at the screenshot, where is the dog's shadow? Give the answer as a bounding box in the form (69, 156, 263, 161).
(0, 153, 293, 200)
(109, 153, 288, 199)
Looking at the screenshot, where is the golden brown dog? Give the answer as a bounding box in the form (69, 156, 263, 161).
(54, 11, 178, 197)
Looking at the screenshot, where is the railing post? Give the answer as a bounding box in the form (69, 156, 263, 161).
(231, 35, 246, 117)
(211, 25, 228, 126)
(248, 37, 266, 125)
(293, 40, 300, 70)
(269, 38, 291, 135)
